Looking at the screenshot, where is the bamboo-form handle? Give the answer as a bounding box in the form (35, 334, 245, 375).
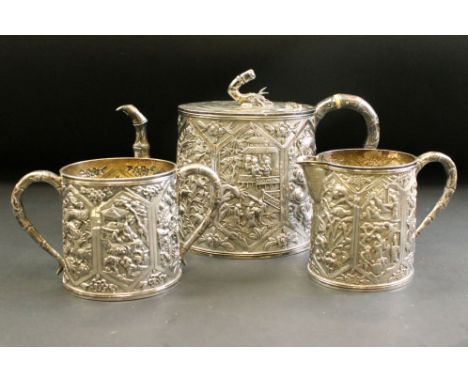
(11, 170, 65, 274)
(312, 94, 380, 153)
(416, 151, 457, 235)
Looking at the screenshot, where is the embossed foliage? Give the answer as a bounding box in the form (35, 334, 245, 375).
(177, 115, 314, 255)
(61, 177, 182, 296)
(309, 170, 417, 287)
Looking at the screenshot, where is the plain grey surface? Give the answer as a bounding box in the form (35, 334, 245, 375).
(1, 181, 467, 346)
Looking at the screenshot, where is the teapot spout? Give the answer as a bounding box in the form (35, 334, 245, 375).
(297, 155, 328, 203)
(116, 104, 150, 158)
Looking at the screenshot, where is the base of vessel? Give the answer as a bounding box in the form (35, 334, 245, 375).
(190, 243, 309, 259)
(307, 263, 413, 292)
(62, 270, 182, 301)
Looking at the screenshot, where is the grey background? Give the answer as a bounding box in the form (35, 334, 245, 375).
(1, 183, 467, 346)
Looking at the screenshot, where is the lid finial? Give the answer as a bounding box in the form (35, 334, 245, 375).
(228, 69, 272, 108)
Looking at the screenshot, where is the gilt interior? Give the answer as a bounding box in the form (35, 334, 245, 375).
(61, 158, 175, 179)
(319, 149, 416, 168)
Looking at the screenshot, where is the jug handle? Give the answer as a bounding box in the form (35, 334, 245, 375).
(116, 104, 150, 158)
(11, 171, 66, 274)
(177, 164, 222, 260)
(415, 152, 457, 235)
(312, 94, 380, 153)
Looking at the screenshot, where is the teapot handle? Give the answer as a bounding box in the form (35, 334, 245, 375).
(116, 104, 151, 158)
(312, 94, 380, 153)
(177, 164, 222, 260)
(415, 152, 457, 235)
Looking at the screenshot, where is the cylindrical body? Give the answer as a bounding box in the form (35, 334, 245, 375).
(309, 153, 418, 290)
(176, 70, 380, 259)
(299, 149, 457, 291)
(177, 102, 315, 258)
(60, 158, 181, 300)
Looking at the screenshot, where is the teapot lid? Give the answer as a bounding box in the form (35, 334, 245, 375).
(178, 69, 314, 118)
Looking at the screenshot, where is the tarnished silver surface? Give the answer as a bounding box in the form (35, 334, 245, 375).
(177, 70, 380, 258)
(298, 148, 457, 291)
(11, 108, 222, 301)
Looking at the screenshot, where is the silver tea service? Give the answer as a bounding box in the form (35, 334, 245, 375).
(10, 70, 459, 297)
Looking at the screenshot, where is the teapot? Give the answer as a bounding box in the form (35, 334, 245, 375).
(176, 69, 380, 258)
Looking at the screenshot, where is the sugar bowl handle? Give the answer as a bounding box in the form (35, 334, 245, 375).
(11, 171, 66, 274)
(177, 164, 222, 259)
(415, 152, 457, 235)
(312, 94, 380, 152)
(116, 104, 150, 158)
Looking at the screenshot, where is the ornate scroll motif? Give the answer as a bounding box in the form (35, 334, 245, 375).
(309, 170, 417, 288)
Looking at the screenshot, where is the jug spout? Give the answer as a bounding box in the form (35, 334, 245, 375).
(297, 155, 328, 203)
